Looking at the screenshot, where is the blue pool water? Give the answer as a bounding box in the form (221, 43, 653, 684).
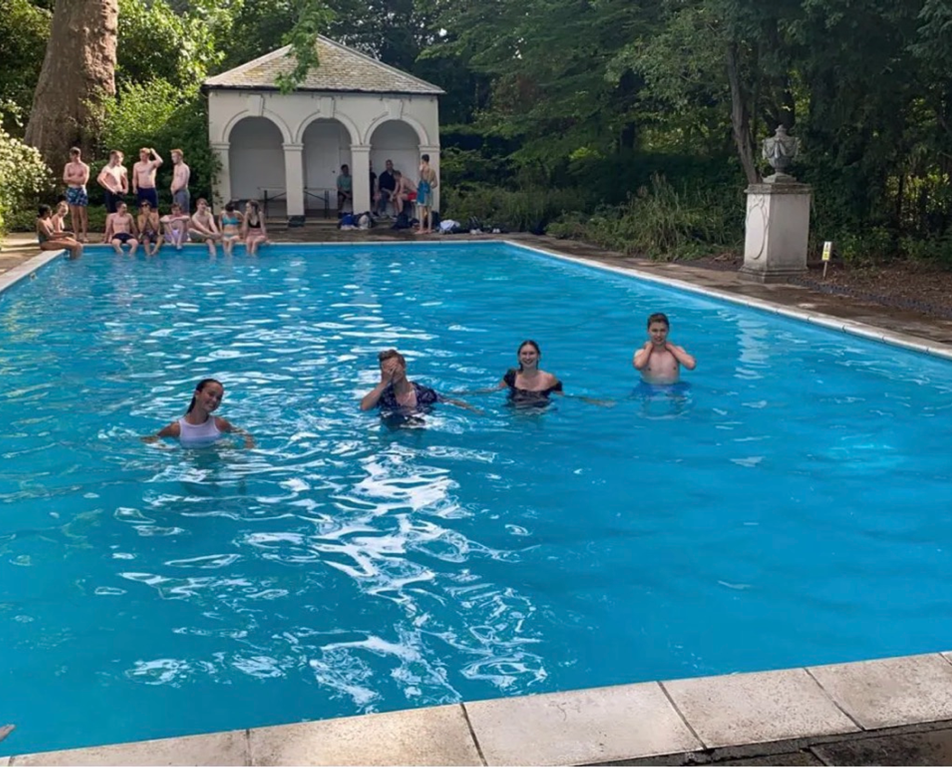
(2, 242, 952, 754)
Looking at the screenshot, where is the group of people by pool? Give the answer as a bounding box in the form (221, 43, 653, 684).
(147, 313, 696, 447)
(34, 146, 270, 260)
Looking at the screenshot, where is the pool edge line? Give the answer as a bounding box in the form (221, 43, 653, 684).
(504, 240, 952, 361)
(8, 651, 952, 765)
(0, 250, 65, 296)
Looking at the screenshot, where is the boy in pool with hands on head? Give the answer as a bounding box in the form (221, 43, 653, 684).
(633, 312, 696, 384)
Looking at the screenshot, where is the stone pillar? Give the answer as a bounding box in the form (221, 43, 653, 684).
(350, 144, 371, 215)
(740, 179, 813, 283)
(420, 145, 441, 213)
(211, 142, 230, 211)
(283, 143, 305, 218)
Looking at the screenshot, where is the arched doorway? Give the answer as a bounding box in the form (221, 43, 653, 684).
(302, 119, 353, 215)
(369, 121, 420, 191)
(228, 117, 286, 212)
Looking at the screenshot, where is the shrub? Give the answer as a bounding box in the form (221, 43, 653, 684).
(0, 125, 53, 235)
(97, 79, 218, 207)
(441, 183, 588, 231)
(548, 175, 742, 260)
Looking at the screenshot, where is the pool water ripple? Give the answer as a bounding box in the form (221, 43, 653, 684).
(2, 244, 952, 754)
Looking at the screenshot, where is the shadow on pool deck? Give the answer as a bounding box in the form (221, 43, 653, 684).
(603, 721, 952, 766)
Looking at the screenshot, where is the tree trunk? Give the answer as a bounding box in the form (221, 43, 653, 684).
(726, 42, 760, 185)
(24, 0, 118, 167)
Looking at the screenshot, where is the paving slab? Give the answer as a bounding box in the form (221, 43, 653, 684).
(248, 704, 481, 766)
(812, 727, 952, 766)
(808, 653, 952, 730)
(662, 668, 859, 749)
(10, 730, 249, 766)
(464, 682, 702, 766)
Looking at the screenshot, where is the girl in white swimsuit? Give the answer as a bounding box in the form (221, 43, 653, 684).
(146, 378, 254, 447)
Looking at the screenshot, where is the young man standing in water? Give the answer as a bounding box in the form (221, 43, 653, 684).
(633, 312, 696, 384)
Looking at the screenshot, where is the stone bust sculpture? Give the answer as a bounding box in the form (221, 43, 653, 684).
(762, 125, 799, 180)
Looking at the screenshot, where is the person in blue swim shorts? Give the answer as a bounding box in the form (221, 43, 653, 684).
(62, 147, 90, 242)
(414, 154, 439, 235)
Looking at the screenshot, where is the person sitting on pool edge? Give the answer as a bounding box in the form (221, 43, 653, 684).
(360, 349, 477, 416)
(145, 378, 255, 448)
(36, 204, 83, 259)
(633, 312, 696, 384)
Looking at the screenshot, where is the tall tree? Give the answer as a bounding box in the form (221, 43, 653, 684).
(24, 0, 118, 165)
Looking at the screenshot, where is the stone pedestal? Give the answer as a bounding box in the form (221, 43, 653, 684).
(740, 179, 812, 283)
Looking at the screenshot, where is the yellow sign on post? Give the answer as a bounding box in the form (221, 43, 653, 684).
(822, 241, 833, 278)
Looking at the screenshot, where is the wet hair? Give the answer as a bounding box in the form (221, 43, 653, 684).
(69, 147, 81, 156)
(517, 339, 541, 371)
(378, 349, 407, 368)
(187, 378, 223, 414)
(56, 193, 67, 204)
(225, 201, 235, 213)
(647, 312, 670, 329)
(37, 204, 51, 217)
(421, 154, 430, 163)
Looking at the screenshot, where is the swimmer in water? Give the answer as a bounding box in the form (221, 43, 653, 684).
(360, 349, 479, 416)
(144, 378, 255, 447)
(633, 312, 696, 384)
(461, 340, 613, 407)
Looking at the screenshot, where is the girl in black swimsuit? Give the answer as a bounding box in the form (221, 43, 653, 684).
(495, 340, 564, 407)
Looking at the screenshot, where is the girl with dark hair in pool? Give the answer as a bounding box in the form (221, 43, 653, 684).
(463, 340, 613, 408)
(145, 378, 254, 447)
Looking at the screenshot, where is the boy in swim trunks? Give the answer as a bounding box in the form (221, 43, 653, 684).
(97, 150, 128, 214)
(633, 312, 696, 384)
(137, 200, 162, 256)
(161, 202, 190, 250)
(62, 147, 89, 242)
(104, 201, 139, 255)
(132, 147, 163, 209)
(170, 149, 191, 213)
(189, 198, 221, 256)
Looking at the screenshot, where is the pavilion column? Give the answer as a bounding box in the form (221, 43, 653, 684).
(350, 144, 371, 215)
(420, 145, 441, 214)
(211, 142, 231, 211)
(283, 142, 305, 218)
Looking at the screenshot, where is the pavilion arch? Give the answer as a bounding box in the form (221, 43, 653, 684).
(294, 111, 360, 145)
(227, 116, 287, 205)
(221, 109, 293, 146)
(363, 115, 430, 148)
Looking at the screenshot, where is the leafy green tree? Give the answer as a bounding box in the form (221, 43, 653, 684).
(0, 0, 51, 132)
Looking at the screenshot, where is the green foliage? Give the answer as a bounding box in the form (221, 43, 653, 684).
(441, 183, 584, 232)
(0, 124, 53, 234)
(98, 79, 217, 206)
(0, 0, 51, 132)
(116, 0, 227, 90)
(548, 175, 742, 260)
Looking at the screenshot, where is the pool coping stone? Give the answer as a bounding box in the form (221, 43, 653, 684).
(9, 653, 952, 765)
(0, 249, 64, 295)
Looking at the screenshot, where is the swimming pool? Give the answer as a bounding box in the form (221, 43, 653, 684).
(2, 242, 952, 755)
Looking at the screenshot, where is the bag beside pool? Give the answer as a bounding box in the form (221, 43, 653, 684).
(392, 211, 412, 230)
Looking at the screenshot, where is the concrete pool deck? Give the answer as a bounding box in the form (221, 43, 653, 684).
(4, 232, 952, 765)
(7, 652, 952, 765)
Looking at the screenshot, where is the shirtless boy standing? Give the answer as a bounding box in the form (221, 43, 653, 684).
(97, 150, 128, 214)
(62, 147, 90, 242)
(132, 147, 163, 209)
(170, 149, 191, 213)
(633, 312, 696, 384)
